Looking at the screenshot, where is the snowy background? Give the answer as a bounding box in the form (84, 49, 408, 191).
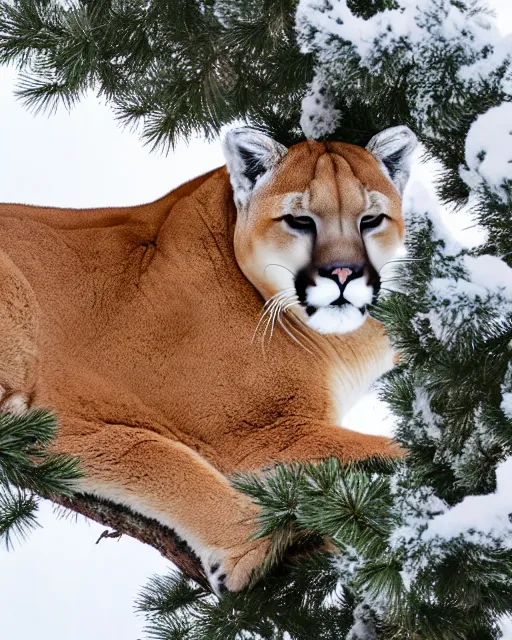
(0, 1, 511, 636)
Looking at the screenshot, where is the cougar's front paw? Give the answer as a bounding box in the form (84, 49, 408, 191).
(0, 386, 29, 415)
(205, 558, 228, 596)
(204, 537, 271, 596)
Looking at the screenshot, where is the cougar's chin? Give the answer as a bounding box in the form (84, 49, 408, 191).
(306, 304, 368, 335)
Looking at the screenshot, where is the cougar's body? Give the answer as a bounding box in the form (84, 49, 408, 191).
(0, 131, 416, 592)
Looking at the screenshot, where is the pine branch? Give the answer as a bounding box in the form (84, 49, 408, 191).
(0, 409, 81, 494)
(0, 485, 39, 549)
(52, 491, 212, 591)
(0, 409, 81, 548)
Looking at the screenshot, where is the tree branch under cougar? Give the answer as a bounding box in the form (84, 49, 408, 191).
(51, 492, 211, 591)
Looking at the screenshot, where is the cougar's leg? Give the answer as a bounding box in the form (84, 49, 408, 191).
(235, 420, 403, 471)
(0, 251, 39, 413)
(57, 423, 269, 595)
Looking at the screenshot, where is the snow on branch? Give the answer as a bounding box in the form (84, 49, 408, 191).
(423, 457, 512, 544)
(300, 72, 340, 138)
(402, 181, 461, 254)
(296, 0, 499, 63)
(502, 363, 512, 420)
(460, 103, 512, 201)
(296, 0, 508, 140)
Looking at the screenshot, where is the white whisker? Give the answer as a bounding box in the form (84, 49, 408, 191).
(265, 295, 295, 345)
(261, 299, 288, 351)
(253, 290, 300, 354)
(262, 302, 279, 346)
(279, 304, 314, 355)
(268, 307, 281, 343)
(264, 263, 296, 277)
(252, 290, 294, 344)
(380, 277, 402, 283)
(253, 297, 280, 346)
(261, 288, 295, 309)
(380, 257, 427, 269)
(253, 288, 320, 356)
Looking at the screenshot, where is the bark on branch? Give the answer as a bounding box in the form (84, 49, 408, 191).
(51, 492, 211, 591)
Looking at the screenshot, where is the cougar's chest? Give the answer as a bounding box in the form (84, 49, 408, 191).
(324, 317, 395, 428)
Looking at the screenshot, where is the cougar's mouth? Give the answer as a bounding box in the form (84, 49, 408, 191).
(294, 266, 380, 335)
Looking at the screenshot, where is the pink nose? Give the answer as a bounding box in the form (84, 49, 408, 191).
(332, 267, 353, 285)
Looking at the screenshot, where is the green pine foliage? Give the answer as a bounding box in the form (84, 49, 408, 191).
(0, 0, 508, 208)
(0, 0, 310, 148)
(0, 410, 82, 548)
(137, 550, 359, 640)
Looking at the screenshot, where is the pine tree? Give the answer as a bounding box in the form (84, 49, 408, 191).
(1, 0, 512, 638)
(0, 410, 82, 548)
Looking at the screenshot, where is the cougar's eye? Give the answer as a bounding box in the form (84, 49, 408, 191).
(283, 215, 316, 233)
(360, 213, 387, 233)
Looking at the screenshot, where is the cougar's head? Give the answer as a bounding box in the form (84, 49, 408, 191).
(223, 126, 417, 335)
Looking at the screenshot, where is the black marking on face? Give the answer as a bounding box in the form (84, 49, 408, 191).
(367, 265, 381, 303)
(295, 262, 382, 313)
(294, 268, 315, 306)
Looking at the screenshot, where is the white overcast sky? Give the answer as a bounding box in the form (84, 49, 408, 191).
(0, 2, 511, 639)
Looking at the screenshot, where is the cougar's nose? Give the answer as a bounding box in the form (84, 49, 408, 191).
(318, 264, 364, 285)
(332, 267, 352, 285)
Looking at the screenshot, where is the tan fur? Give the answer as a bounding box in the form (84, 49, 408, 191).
(0, 140, 403, 592)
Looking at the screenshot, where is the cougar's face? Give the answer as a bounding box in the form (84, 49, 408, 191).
(224, 127, 416, 335)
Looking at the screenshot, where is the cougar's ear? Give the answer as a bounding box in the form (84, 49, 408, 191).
(366, 126, 418, 195)
(222, 128, 288, 209)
